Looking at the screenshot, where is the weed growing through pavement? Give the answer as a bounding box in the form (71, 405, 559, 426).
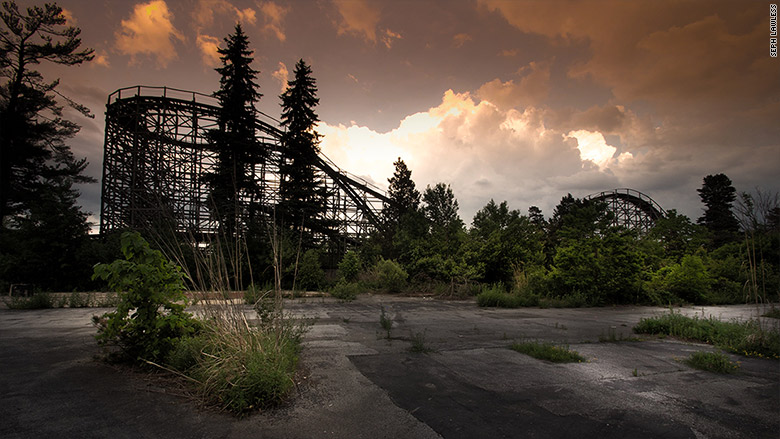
(684, 351, 740, 374)
(380, 307, 393, 338)
(599, 326, 641, 342)
(409, 329, 436, 353)
(633, 310, 780, 359)
(510, 341, 586, 363)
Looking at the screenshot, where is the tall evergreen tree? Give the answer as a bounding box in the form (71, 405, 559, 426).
(206, 24, 261, 236)
(422, 182, 462, 231)
(0, 0, 94, 226)
(697, 173, 739, 246)
(0, 1, 95, 291)
(382, 157, 420, 225)
(278, 59, 327, 242)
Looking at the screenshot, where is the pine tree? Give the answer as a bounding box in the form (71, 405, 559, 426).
(278, 59, 327, 242)
(0, 1, 95, 290)
(697, 173, 739, 247)
(382, 157, 420, 226)
(0, 0, 94, 225)
(205, 24, 262, 236)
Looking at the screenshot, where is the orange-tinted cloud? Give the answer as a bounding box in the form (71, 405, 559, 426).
(333, 0, 380, 43)
(197, 34, 222, 67)
(272, 61, 289, 92)
(60, 8, 76, 25)
(476, 60, 551, 109)
(115, 0, 184, 67)
(91, 50, 110, 68)
(194, 0, 257, 28)
(453, 33, 472, 48)
(259, 1, 289, 42)
(479, 0, 774, 106)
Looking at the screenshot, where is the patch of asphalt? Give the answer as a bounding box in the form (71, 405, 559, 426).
(1, 299, 779, 438)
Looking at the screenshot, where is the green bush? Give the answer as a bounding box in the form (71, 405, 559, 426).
(92, 232, 201, 363)
(648, 255, 713, 304)
(330, 280, 361, 301)
(338, 250, 362, 282)
(376, 259, 407, 293)
(295, 249, 325, 291)
(477, 283, 540, 308)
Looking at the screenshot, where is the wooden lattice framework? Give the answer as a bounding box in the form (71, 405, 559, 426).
(100, 86, 388, 242)
(586, 188, 666, 234)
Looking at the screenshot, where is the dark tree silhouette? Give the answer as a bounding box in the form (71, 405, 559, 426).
(422, 182, 462, 231)
(205, 24, 262, 236)
(0, 0, 94, 225)
(697, 173, 739, 246)
(382, 157, 420, 226)
(0, 1, 95, 290)
(278, 59, 327, 243)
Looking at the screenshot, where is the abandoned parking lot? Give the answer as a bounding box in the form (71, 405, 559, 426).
(1, 297, 778, 438)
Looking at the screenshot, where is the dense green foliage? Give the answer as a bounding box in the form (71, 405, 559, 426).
(92, 232, 200, 363)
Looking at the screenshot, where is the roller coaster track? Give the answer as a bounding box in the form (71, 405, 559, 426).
(100, 86, 389, 242)
(586, 188, 666, 233)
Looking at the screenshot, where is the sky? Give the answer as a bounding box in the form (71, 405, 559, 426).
(15, 0, 780, 229)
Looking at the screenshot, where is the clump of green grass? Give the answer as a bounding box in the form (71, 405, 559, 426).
(684, 351, 740, 374)
(409, 330, 436, 353)
(633, 311, 780, 359)
(476, 284, 538, 308)
(510, 341, 585, 363)
(167, 315, 306, 414)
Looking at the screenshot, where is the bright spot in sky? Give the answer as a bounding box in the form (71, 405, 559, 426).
(567, 129, 616, 168)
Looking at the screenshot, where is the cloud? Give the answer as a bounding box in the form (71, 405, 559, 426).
(381, 29, 402, 49)
(194, 0, 257, 28)
(272, 61, 289, 92)
(332, 0, 399, 48)
(333, 0, 380, 43)
(115, 0, 184, 67)
(60, 8, 76, 24)
(476, 60, 551, 109)
(259, 1, 288, 41)
(453, 33, 472, 48)
(320, 88, 596, 221)
(197, 34, 222, 67)
(567, 130, 616, 169)
(91, 50, 110, 68)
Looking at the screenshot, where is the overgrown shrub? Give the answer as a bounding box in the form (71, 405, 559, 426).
(92, 232, 201, 363)
(338, 250, 361, 282)
(330, 280, 361, 301)
(684, 351, 740, 374)
(168, 319, 305, 413)
(375, 259, 407, 293)
(295, 249, 325, 291)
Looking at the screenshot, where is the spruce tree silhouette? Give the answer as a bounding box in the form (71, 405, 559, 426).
(278, 59, 328, 246)
(206, 23, 262, 237)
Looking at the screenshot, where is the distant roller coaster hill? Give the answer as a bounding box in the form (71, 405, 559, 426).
(585, 188, 666, 233)
(99, 86, 389, 243)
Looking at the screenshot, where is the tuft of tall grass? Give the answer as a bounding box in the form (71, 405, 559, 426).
(684, 351, 740, 374)
(510, 341, 585, 363)
(633, 311, 780, 359)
